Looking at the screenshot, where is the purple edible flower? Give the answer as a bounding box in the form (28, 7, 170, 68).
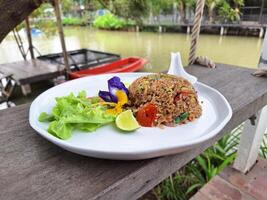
(98, 91, 115, 102)
(98, 76, 129, 103)
(108, 76, 129, 96)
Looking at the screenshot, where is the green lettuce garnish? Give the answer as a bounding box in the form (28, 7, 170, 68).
(38, 91, 115, 140)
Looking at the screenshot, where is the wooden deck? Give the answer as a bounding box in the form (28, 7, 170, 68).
(144, 23, 267, 37)
(146, 23, 267, 29)
(191, 158, 267, 200)
(1, 64, 267, 200)
(0, 59, 64, 95)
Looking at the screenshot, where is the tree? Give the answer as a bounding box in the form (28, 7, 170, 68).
(148, 0, 173, 16)
(174, 0, 196, 24)
(206, 0, 222, 23)
(97, 0, 150, 25)
(61, 0, 75, 15)
(218, 0, 244, 23)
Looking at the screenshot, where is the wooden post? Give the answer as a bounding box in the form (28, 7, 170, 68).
(259, 0, 264, 24)
(53, 0, 70, 72)
(220, 26, 224, 36)
(233, 107, 267, 173)
(261, 32, 267, 64)
(158, 26, 162, 33)
(233, 29, 267, 173)
(21, 84, 32, 96)
(25, 17, 34, 59)
(187, 26, 190, 34)
(224, 27, 228, 35)
(259, 27, 264, 38)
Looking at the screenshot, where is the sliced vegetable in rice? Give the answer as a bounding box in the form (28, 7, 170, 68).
(174, 112, 189, 124)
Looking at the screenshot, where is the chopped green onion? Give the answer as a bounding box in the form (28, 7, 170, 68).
(174, 112, 189, 124)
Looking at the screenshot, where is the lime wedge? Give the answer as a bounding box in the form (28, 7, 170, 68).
(115, 110, 140, 131)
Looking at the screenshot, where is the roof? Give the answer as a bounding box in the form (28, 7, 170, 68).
(0, 0, 44, 42)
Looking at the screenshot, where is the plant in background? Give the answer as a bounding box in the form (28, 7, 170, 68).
(61, 0, 75, 15)
(174, 0, 196, 24)
(93, 13, 127, 30)
(205, 0, 222, 23)
(260, 133, 267, 158)
(219, 2, 237, 23)
(148, 124, 267, 200)
(97, 0, 150, 25)
(148, 0, 173, 17)
(147, 125, 243, 200)
(30, 3, 57, 36)
(233, 0, 244, 9)
(218, 0, 244, 23)
(62, 17, 88, 26)
(154, 170, 196, 200)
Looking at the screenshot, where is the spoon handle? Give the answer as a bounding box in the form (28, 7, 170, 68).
(167, 52, 197, 84)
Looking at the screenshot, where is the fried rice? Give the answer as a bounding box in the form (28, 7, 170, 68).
(128, 73, 202, 126)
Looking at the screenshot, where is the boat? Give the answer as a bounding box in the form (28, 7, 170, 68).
(68, 57, 148, 80)
(37, 49, 121, 71)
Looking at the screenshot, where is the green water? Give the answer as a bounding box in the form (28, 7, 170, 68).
(0, 27, 263, 72)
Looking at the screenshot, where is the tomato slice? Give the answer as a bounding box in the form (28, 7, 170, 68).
(136, 103, 157, 127)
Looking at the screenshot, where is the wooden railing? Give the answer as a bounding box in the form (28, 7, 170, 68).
(1, 63, 267, 199)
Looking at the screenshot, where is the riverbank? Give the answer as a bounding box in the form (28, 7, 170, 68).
(63, 22, 266, 38)
(140, 23, 266, 38)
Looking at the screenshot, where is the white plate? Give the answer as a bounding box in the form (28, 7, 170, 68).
(29, 73, 232, 160)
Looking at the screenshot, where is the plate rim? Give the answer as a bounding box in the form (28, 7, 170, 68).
(29, 72, 232, 158)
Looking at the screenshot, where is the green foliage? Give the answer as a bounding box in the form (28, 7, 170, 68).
(63, 17, 88, 26)
(179, 0, 196, 9)
(218, 2, 242, 23)
(260, 133, 267, 159)
(233, 0, 244, 7)
(97, 0, 150, 25)
(206, 0, 244, 23)
(206, 0, 222, 23)
(93, 13, 128, 30)
(150, 125, 243, 200)
(174, 0, 196, 23)
(34, 19, 57, 36)
(148, 0, 173, 15)
(29, 3, 57, 36)
(61, 0, 75, 14)
(148, 123, 267, 200)
(155, 172, 195, 200)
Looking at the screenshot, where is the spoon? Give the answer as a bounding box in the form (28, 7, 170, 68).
(167, 52, 197, 84)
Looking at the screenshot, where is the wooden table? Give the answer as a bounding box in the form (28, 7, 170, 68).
(1, 64, 267, 200)
(0, 59, 64, 95)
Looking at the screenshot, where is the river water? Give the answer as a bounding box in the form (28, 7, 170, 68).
(0, 27, 263, 72)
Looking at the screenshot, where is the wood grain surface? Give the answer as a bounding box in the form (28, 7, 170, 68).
(1, 64, 267, 200)
(0, 59, 64, 85)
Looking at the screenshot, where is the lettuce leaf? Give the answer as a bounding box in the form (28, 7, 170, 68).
(38, 112, 55, 122)
(48, 120, 73, 140)
(39, 91, 115, 140)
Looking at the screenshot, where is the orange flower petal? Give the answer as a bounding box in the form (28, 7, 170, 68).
(116, 90, 128, 105)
